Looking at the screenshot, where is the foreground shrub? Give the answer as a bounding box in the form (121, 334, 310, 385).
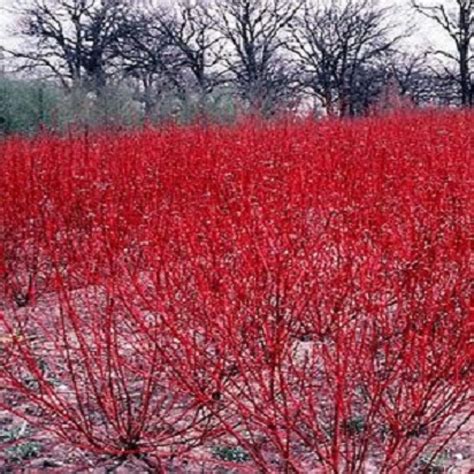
(0, 110, 472, 471)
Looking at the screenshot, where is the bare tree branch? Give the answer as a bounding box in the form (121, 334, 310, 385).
(412, 0, 473, 106)
(215, 0, 305, 114)
(1, 0, 132, 92)
(288, 0, 405, 116)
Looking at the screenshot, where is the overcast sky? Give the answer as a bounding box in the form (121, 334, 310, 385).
(0, 0, 457, 53)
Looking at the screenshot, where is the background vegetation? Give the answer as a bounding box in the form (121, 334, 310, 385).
(0, 0, 472, 134)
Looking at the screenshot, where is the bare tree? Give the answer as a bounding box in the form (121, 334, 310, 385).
(1, 0, 131, 92)
(215, 0, 304, 113)
(386, 52, 446, 105)
(115, 1, 225, 118)
(114, 9, 184, 118)
(289, 0, 403, 116)
(154, 0, 224, 96)
(412, 0, 473, 106)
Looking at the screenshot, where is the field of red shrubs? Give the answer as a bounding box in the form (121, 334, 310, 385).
(0, 111, 472, 472)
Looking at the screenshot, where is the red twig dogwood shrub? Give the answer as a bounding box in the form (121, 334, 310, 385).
(0, 110, 472, 471)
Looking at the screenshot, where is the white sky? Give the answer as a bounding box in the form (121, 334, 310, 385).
(0, 0, 457, 53)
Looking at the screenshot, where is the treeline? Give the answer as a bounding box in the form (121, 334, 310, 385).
(0, 0, 472, 133)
